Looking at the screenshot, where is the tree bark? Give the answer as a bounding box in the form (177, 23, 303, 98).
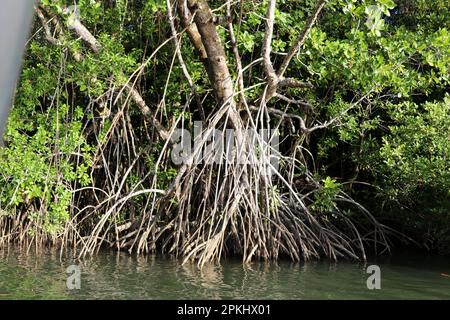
(185, 0, 234, 107)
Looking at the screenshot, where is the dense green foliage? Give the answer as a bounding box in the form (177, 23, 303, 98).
(0, 0, 448, 258)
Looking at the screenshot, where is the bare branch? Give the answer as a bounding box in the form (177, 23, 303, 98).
(67, 14, 102, 53)
(277, 0, 327, 78)
(260, 0, 318, 103)
(275, 93, 313, 110)
(124, 85, 171, 140)
(35, 7, 61, 46)
(250, 104, 335, 134)
(226, 0, 247, 108)
(261, 0, 279, 102)
(167, 0, 205, 120)
(186, 0, 234, 106)
(36, 6, 83, 61)
(262, 0, 277, 80)
(278, 77, 314, 89)
(37, 6, 170, 141)
(177, 0, 208, 61)
(250, 104, 308, 132)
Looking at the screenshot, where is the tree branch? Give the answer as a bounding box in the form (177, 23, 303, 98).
(67, 13, 102, 53)
(250, 105, 334, 134)
(35, 7, 61, 46)
(275, 93, 313, 110)
(260, 0, 320, 103)
(124, 85, 171, 140)
(226, 0, 247, 108)
(35, 6, 83, 61)
(37, 5, 170, 141)
(262, 0, 277, 81)
(186, 0, 234, 106)
(167, 0, 205, 120)
(277, 0, 326, 78)
(278, 77, 314, 89)
(261, 0, 279, 102)
(176, 0, 208, 61)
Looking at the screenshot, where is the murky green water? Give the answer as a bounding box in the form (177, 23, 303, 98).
(0, 248, 449, 299)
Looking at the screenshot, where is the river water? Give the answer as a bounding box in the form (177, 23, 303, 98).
(0, 248, 448, 299)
